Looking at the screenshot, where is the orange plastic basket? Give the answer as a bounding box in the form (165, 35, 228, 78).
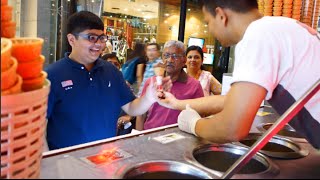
(0, 21, 16, 38)
(1, 0, 8, 5)
(1, 79, 50, 179)
(11, 38, 44, 62)
(17, 55, 45, 79)
(1, 75, 22, 96)
(1, 57, 18, 91)
(1, 38, 12, 72)
(0, 5, 13, 22)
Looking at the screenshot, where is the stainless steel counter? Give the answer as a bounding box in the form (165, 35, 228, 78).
(40, 107, 320, 179)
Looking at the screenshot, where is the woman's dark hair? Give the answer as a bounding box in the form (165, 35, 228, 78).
(186, 45, 204, 61)
(127, 43, 146, 61)
(67, 11, 104, 35)
(202, 0, 258, 17)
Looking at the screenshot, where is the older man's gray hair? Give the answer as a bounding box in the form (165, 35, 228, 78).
(163, 40, 186, 54)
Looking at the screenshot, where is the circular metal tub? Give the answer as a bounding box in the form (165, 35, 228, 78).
(234, 133, 309, 159)
(185, 144, 279, 177)
(256, 123, 307, 143)
(115, 160, 214, 179)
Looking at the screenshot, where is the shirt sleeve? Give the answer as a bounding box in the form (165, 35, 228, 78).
(117, 69, 136, 106)
(194, 80, 205, 98)
(232, 29, 281, 100)
(45, 70, 55, 119)
(140, 77, 152, 97)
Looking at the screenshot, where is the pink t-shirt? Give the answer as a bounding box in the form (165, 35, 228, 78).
(141, 76, 204, 130)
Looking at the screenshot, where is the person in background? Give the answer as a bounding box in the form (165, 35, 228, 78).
(157, 0, 320, 150)
(137, 43, 163, 97)
(102, 39, 113, 55)
(45, 11, 171, 150)
(101, 52, 136, 135)
(186, 45, 222, 96)
(136, 40, 204, 130)
(101, 53, 121, 69)
(121, 43, 146, 95)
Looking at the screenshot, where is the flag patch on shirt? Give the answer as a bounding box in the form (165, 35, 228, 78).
(61, 80, 73, 87)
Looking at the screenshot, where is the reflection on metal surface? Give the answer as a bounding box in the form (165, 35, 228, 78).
(257, 123, 307, 143)
(184, 144, 279, 177)
(115, 160, 214, 179)
(235, 133, 309, 159)
(81, 148, 132, 167)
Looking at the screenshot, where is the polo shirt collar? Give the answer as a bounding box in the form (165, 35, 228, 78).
(165, 69, 188, 84)
(64, 52, 105, 71)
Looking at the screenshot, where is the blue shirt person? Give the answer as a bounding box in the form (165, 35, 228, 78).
(45, 11, 169, 150)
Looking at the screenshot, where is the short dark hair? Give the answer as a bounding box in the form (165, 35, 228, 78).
(101, 53, 118, 61)
(147, 43, 160, 51)
(202, 0, 258, 16)
(186, 45, 204, 61)
(67, 11, 104, 34)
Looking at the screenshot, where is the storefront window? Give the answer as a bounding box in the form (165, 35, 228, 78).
(185, 0, 231, 82)
(101, 0, 181, 63)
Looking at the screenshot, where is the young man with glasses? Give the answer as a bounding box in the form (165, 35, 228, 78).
(45, 11, 171, 150)
(158, 0, 320, 150)
(136, 40, 204, 130)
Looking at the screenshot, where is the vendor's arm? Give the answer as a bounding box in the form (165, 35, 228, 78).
(158, 92, 225, 116)
(122, 76, 172, 116)
(194, 81, 267, 143)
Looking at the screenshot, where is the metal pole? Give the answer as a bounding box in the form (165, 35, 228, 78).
(178, 0, 187, 42)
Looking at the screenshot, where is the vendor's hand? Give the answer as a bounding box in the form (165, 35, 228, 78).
(178, 104, 201, 136)
(157, 92, 179, 109)
(145, 76, 172, 103)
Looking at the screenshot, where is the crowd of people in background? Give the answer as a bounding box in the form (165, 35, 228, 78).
(44, 0, 319, 153)
(100, 39, 222, 134)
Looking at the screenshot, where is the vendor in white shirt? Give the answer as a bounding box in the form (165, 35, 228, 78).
(158, 0, 320, 149)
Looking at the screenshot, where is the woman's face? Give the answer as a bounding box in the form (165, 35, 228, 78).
(186, 50, 202, 70)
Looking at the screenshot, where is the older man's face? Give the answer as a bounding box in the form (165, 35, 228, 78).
(162, 46, 186, 75)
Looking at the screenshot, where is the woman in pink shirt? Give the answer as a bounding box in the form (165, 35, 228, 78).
(186, 45, 221, 96)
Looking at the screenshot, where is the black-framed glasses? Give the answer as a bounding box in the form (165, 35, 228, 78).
(162, 53, 184, 60)
(74, 33, 108, 43)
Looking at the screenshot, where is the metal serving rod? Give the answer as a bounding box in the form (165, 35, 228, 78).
(221, 79, 320, 179)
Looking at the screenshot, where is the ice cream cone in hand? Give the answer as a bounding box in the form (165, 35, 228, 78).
(154, 62, 165, 76)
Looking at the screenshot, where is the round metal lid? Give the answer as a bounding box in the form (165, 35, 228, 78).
(184, 143, 279, 178)
(234, 133, 309, 159)
(256, 123, 308, 143)
(114, 160, 215, 179)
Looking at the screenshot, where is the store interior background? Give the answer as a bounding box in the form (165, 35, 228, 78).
(7, 0, 320, 82)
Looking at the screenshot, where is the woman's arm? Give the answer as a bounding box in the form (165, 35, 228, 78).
(135, 114, 147, 130)
(136, 64, 145, 88)
(210, 76, 222, 95)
